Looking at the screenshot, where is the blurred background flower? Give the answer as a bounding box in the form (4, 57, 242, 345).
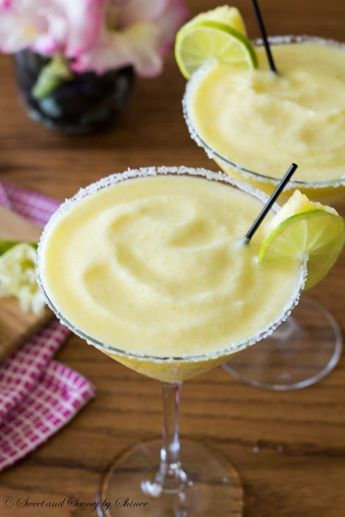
(0, 0, 103, 66)
(0, 0, 188, 132)
(74, 0, 189, 77)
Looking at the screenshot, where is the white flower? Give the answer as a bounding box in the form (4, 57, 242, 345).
(0, 243, 45, 314)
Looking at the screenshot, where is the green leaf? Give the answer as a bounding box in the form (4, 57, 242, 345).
(32, 55, 73, 99)
(0, 240, 37, 256)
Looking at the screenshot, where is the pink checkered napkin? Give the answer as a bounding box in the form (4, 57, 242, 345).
(0, 361, 94, 471)
(0, 320, 70, 423)
(0, 181, 60, 226)
(0, 182, 95, 471)
(0, 183, 11, 208)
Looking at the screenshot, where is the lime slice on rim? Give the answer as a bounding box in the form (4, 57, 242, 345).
(175, 19, 257, 80)
(259, 191, 345, 290)
(190, 6, 247, 35)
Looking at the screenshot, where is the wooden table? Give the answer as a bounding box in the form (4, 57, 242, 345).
(0, 1, 344, 515)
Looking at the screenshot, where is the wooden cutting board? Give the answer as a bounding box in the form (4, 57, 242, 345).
(0, 206, 52, 362)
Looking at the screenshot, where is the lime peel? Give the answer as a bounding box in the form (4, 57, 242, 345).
(258, 191, 345, 290)
(189, 6, 247, 35)
(175, 8, 257, 79)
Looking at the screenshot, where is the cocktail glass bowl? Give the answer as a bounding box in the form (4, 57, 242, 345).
(183, 36, 345, 390)
(37, 166, 306, 515)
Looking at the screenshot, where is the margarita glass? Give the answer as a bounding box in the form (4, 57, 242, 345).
(183, 36, 345, 390)
(38, 167, 306, 516)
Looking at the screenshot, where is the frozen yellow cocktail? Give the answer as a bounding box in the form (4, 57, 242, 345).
(38, 167, 345, 514)
(184, 36, 345, 202)
(39, 168, 304, 382)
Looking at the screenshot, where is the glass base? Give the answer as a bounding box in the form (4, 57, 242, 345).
(96, 439, 243, 516)
(223, 297, 342, 391)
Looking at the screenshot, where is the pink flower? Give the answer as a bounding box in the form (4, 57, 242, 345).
(0, 0, 188, 76)
(0, 0, 103, 58)
(73, 0, 189, 77)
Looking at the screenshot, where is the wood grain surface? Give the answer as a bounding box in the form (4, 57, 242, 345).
(0, 1, 344, 516)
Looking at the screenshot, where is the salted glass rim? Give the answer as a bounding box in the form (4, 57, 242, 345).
(37, 166, 307, 363)
(183, 35, 345, 189)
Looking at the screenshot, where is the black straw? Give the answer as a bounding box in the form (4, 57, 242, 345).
(244, 163, 298, 243)
(251, 0, 278, 73)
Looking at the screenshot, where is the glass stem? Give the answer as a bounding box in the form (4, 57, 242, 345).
(156, 382, 187, 493)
